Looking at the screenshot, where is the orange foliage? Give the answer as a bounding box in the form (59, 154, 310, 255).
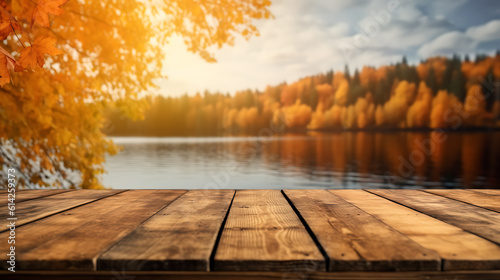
(332, 72, 345, 90)
(430, 57, 447, 84)
(307, 103, 326, 130)
(334, 78, 349, 106)
(381, 81, 416, 127)
(463, 85, 487, 126)
(375, 65, 391, 81)
(1, 0, 272, 188)
(109, 53, 500, 140)
(280, 83, 299, 106)
(353, 97, 374, 128)
(430, 90, 462, 128)
(359, 66, 377, 89)
(407, 82, 433, 127)
(462, 57, 494, 81)
(416, 63, 428, 81)
(316, 83, 334, 108)
(237, 107, 259, 129)
(280, 100, 312, 128)
(341, 105, 355, 128)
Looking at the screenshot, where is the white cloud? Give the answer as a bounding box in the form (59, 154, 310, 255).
(397, 5, 424, 22)
(417, 31, 477, 57)
(154, 0, 500, 97)
(417, 19, 500, 58)
(466, 20, 500, 41)
(328, 22, 350, 37)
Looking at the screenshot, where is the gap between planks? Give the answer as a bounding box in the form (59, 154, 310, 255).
(97, 190, 234, 271)
(284, 189, 440, 272)
(213, 190, 326, 272)
(421, 189, 500, 213)
(0, 190, 127, 232)
(367, 189, 500, 246)
(0, 190, 186, 271)
(333, 189, 500, 271)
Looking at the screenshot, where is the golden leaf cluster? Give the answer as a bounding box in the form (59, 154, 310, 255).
(0, 0, 272, 188)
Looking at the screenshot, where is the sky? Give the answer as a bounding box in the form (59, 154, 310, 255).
(154, 0, 500, 97)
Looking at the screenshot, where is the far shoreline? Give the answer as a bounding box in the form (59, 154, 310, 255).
(105, 126, 500, 138)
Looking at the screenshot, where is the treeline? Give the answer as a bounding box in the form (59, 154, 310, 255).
(105, 53, 500, 136)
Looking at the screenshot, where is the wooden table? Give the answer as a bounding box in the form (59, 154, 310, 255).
(1, 189, 500, 279)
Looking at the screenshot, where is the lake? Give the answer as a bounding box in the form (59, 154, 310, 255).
(102, 131, 500, 189)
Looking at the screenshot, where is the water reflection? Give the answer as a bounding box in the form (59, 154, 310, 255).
(102, 132, 500, 189)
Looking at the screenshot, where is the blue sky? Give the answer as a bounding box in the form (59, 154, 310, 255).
(154, 0, 500, 97)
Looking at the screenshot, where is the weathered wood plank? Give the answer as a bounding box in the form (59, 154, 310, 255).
(424, 189, 500, 213)
(1, 270, 500, 280)
(0, 190, 186, 271)
(284, 189, 440, 271)
(0, 189, 123, 231)
(1, 189, 72, 205)
(214, 190, 325, 272)
(471, 189, 500, 196)
(332, 190, 500, 270)
(368, 189, 500, 245)
(98, 189, 235, 271)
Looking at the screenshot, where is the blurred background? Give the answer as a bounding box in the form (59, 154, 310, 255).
(1, 0, 499, 190)
(102, 0, 500, 189)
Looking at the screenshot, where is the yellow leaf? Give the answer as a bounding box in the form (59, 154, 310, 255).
(19, 36, 62, 69)
(32, 0, 69, 27)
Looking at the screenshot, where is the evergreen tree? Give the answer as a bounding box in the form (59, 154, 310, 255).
(482, 68, 496, 111)
(347, 69, 363, 105)
(325, 69, 334, 85)
(375, 78, 390, 105)
(475, 53, 488, 62)
(402, 56, 408, 65)
(426, 66, 438, 95)
(344, 64, 351, 82)
(408, 66, 420, 84)
(447, 55, 466, 101)
(449, 70, 466, 102)
(441, 57, 454, 90)
(385, 67, 396, 90)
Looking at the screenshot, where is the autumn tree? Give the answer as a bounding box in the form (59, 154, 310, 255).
(106, 53, 500, 135)
(309, 80, 318, 109)
(0, 0, 272, 188)
(347, 69, 362, 105)
(482, 68, 496, 111)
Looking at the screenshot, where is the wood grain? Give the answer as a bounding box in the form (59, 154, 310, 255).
(368, 189, 500, 245)
(472, 189, 500, 196)
(98, 189, 234, 271)
(333, 189, 500, 270)
(424, 189, 500, 213)
(1, 270, 500, 280)
(284, 189, 440, 271)
(0, 189, 123, 231)
(0, 190, 186, 271)
(214, 190, 325, 272)
(1, 189, 72, 205)
(3, 189, 500, 274)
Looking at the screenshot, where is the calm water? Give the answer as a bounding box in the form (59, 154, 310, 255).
(102, 132, 500, 189)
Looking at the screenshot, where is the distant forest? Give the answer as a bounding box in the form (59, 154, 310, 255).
(105, 53, 500, 136)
